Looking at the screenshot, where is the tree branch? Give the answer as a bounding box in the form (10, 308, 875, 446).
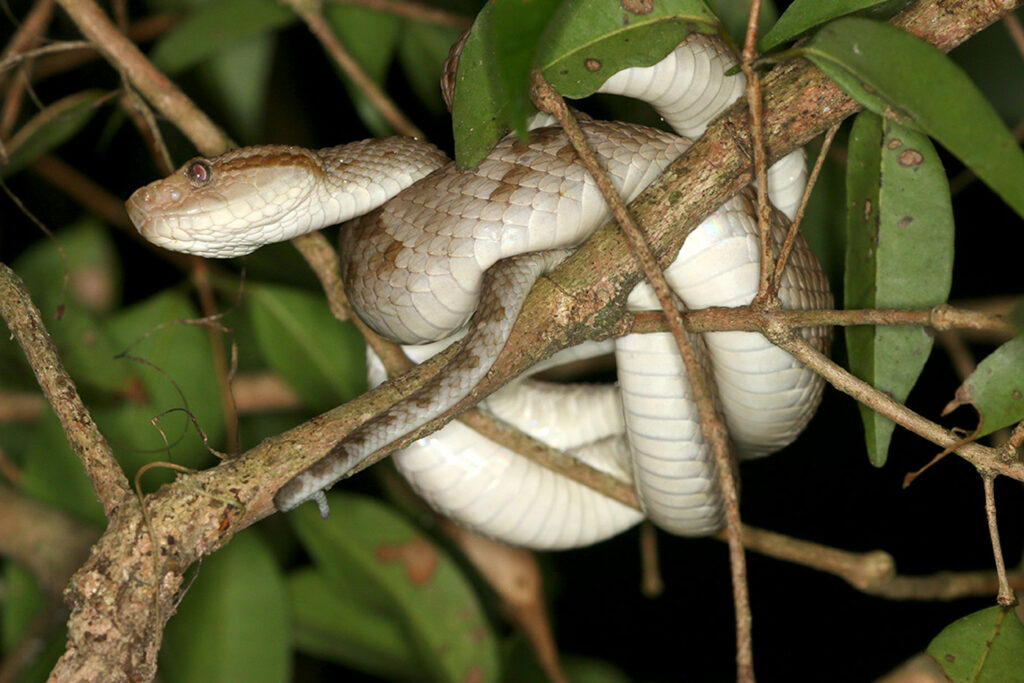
(0, 264, 131, 517)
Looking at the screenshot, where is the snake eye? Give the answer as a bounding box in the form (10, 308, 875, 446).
(185, 159, 212, 185)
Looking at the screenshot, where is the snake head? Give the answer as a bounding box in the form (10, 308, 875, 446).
(125, 146, 329, 258)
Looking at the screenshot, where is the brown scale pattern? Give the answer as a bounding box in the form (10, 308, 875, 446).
(340, 120, 689, 344)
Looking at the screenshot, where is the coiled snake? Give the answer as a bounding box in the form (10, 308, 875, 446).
(126, 32, 832, 549)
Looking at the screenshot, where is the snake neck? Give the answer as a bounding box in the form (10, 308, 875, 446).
(125, 138, 449, 258)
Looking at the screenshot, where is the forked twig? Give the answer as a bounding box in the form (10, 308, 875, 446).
(770, 124, 840, 294)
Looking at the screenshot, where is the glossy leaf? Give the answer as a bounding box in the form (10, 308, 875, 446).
(450, 5, 504, 167)
(289, 492, 500, 682)
(927, 606, 1024, 682)
(288, 569, 421, 680)
(844, 112, 953, 466)
(538, 0, 718, 98)
(945, 335, 1024, 437)
(1, 90, 105, 179)
(161, 532, 290, 683)
(324, 4, 401, 137)
(758, 0, 902, 52)
(149, 0, 294, 75)
(452, 0, 718, 167)
(248, 284, 366, 410)
(803, 17, 1024, 221)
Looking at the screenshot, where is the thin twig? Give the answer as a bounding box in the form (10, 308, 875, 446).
(0, 40, 92, 75)
(936, 329, 977, 383)
(1006, 420, 1024, 454)
(53, 0, 231, 156)
(0, 264, 131, 517)
(743, 0, 774, 328)
(629, 304, 1012, 336)
(284, 0, 425, 139)
(0, 0, 54, 141)
(640, 522, 664, 597)
(190, 258, 240, 454)
(768, 329, 1024, 482)
(331, 0, 471, 28)
(1004, 10, 1024, 59)
(770, 124, 839, 294)
(736, 523, 1024, 600)
(529, 69, 752, 683)
(27, 15, 179, 82)
(981, 473, 1016, 606)
(0, 0, 55, 140)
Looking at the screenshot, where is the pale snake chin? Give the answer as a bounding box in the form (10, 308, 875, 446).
(125, 32, 832, 550)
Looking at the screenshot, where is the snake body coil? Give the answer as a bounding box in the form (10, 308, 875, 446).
(126, 33, 832, 549)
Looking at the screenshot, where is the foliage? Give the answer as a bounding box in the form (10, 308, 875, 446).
(1, 0, 1023, 681)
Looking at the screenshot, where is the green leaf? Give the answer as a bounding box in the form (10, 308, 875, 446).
(324, 4, 401, 137)
(452, 0, 719, 167)
(450, 5, 504, 167)
(927, 606, 1024, 683)
(2, 90, 106, 179)
(248, 284, 366, 410)
(289, 492, 500, 683)
(844, 112, 953, 466)
(288, 568, 421, 680)
(802, 17, 1024, 221)
(945, 335, 1024, 437)
(538, 0, 719, 98)
(397, 22, 463, 115)
(758, 0, 899, 52)
(149, 0, 294, 75)
(161, 532, 291, 683)
(492, 0, 563, 138)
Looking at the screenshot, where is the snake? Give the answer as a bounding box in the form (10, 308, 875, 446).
(125, 31, 832, 549)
